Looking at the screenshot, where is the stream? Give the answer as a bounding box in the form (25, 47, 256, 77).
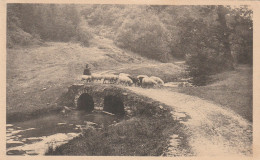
(6, 110, 123, 155)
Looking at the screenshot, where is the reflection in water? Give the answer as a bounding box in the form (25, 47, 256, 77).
(6, 110, 123, 155)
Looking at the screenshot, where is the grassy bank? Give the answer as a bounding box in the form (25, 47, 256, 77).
(174, 65, 253, 122)
(45, 100, 191, 156)
(46, 117, 173, 156)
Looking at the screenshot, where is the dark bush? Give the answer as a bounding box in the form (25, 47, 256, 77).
(186, 53, 212, 86)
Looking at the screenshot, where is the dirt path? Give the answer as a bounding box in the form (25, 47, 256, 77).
(127, 87, 252, 156)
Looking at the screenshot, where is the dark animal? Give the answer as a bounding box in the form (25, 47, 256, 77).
(127, 76, 140, 86)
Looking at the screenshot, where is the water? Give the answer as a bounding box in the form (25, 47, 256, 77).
(6, 110, 123, 155)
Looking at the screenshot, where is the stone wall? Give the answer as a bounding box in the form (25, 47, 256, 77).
(57, 83, 172, 117)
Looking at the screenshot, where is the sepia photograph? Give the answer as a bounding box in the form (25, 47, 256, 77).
(2, 1, 257, 158)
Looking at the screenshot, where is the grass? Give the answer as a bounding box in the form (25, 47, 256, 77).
(45, 115, 188, 156)
(174, 65, 253, 122)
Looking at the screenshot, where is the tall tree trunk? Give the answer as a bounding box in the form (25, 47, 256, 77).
(216, 6, 234, 70)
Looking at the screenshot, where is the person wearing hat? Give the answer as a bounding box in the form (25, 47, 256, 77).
(83, 64, 91, 75)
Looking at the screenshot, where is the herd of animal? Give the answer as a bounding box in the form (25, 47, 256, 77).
(81, 73, 164, 88)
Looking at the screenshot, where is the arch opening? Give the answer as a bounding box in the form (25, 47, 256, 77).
(77, 93, 94, 112)
(103, 95, 125, 115)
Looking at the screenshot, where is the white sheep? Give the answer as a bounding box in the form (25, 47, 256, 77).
(150, 76, 164, 85)
(91, 73, 103, 82)
(119, 73, 130, 77)
(178, 82, 192, 87)
(183, 82, 193, 87)
(118, 75, 133, 86)
(137, 75, 148, 79)
(141, 77, 157, 88)
(103, 74, 118, 84)
(81, 75, 92, 82)
(137, 75, 148, 86)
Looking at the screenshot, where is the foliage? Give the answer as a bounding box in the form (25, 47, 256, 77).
(72, 18, 93, 47)
(167, 5, 253, 85)
(177, 17, 222, 85)
(7, 4, 253, 84)
(115, 11, 170, 62)
(7, 4, 92, 47)
(7, 28, 41, 48)
(228, 6, 253, 65)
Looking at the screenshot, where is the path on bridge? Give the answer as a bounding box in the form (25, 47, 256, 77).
(128, 87, 252, 156)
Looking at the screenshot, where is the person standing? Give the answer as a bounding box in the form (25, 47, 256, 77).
(83, 64, 91, 75)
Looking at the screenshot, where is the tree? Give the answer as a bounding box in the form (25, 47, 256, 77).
(7, 4, 93, 47)
(215, 5, 235, 70)
(227, 6, 253, 65)
(115, 11, 170, 62)
(172, 5, 253, 86)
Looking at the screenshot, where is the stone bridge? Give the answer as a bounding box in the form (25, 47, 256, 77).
(57, 84, 171, 117)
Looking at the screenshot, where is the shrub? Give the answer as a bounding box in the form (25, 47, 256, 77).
(74, 26, 93, 47)
(7, 28, 42, 48)
(115, 12, 170, 62)
(186, 53, 211, 86)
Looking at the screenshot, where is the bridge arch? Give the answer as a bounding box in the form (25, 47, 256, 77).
(103, 95, 125, 115)
(77, 93, 94, 112)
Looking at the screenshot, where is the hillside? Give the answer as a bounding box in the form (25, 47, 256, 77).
(6, 36, 184, 122)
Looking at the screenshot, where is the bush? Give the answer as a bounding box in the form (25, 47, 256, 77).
(7, 28, 42, 48)
(186, 53, 211, 86)
(179, 18, 236, 86)
(185, 47, 229, 86)
(115, 12, 170, 62)
(74, 26, 93, 47)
